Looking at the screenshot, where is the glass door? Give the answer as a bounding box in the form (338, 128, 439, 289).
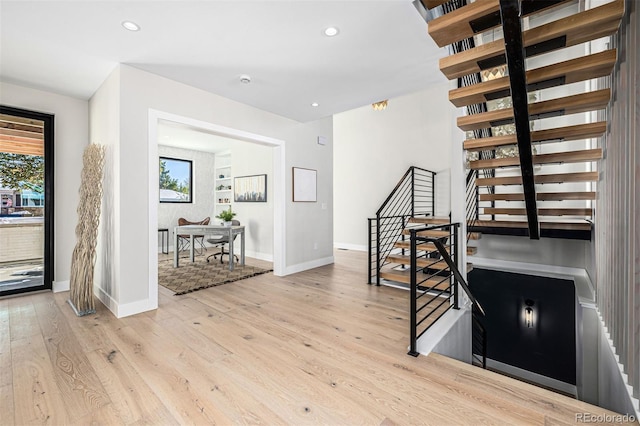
(0, 106, 54, 296)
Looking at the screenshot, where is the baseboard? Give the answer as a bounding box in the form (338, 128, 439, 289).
(95, 286, 157, 319)
(334, 242, 367, 252)
(597, 310, 640, 418)
(52, 280, 70, 293)
(469, 257, 586, 280)
(485, 358, 577, 397)
(416, 307, 467, 356)
(284, 256, 334, 275)
(244, 250, 273, 262)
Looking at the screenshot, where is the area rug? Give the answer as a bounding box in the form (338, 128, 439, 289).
(158, 257, 272, 295)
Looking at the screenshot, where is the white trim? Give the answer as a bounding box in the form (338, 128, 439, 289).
(415, 307, 466, 355)
(485, 358, 578, 397)
(95, 286, 157, 319)
(148, 109, 286, 287)
(469, 257, 586, 280)
(284, 256, 334, 275)
(95, 285, 118, 316)
(334, 242, 367, 251)
(52, 280, 70, 293)
(597, 310, 640, 418)
(243, 250, 273, 262)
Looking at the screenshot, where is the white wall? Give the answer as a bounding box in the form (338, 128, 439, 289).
(0, 82, 88, 289)
(229, 142, 274, 261)
(472, 234, 589, 269)
(89, 68, 121, 306)
(333, 83, 454, 250)
(90, 65, 333, 316)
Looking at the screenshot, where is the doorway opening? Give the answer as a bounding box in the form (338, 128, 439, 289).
(0, 106, 54, 297)
(148, 110, 286, 308)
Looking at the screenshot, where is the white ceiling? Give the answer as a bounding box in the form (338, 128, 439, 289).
(0, 0, 446, 123)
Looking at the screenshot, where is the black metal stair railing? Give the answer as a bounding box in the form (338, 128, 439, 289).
(406, 222, 486, 368)
(367, 166, 436, 285)
(472, 309, 487, 368)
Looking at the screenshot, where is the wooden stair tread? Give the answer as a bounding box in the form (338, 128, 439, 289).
(402, 229, 481, 240)
(439, 0, 624, 79)
(464, 122, 607, 152)
(379, 269, 451, 288)
(450, 50, 617, 108)
(386, 254, 448, 269)
(458, 89, 611, 132)
(408, 217, 451, 225)
(479, 191, 596, 201)
(476, 171, 598, 186)
(429, 0, 572, 48)
(420, 0, 449, 10)
(394, 242, 478, 255)
(482, 207, 592, 216)
(469, 220, 591, 231)
(470, 148, 602, 170)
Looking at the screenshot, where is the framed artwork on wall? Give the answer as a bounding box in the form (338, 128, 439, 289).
(234, 174, 267, 202)
(292, 167, 316, 202)
(159, 157, 192, 203)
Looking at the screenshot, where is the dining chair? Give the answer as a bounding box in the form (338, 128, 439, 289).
(177, 217, 210, 255)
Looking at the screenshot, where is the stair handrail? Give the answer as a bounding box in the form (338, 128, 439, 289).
(376, 166, 434, 217)
(368, 166, 437, 285)
(422, 235, 485, 316)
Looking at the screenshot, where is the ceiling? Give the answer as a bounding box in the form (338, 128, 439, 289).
(0, 1, 446, 123)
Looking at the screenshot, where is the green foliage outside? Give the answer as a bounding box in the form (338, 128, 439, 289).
(159, 160, 189, 195)
(0, 153, 44, 190)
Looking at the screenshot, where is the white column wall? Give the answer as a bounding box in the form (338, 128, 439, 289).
(90, 65, 333, 315)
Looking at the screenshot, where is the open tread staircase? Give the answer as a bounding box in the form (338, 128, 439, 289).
(439, 0, 624, 80)
(418, 0, 624, 242)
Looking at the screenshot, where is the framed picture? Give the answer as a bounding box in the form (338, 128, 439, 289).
(292, 167, 316, 202)
(159, 157, 192, 203)
(234, 174, 267, 202)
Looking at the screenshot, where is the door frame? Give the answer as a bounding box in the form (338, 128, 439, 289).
(0, 105, 54, 296)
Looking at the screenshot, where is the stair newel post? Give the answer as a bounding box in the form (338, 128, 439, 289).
(431, 170, 436, 217)
(375, 215, 381, 286)
(411, 167, 415, 218)
(408, 228, 419, 357)
(368, 218, 373, 284)
(453, 223, 460, 310)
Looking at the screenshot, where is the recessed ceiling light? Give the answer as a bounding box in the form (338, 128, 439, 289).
(311, 102, 319, 107)
(121, 21, 140, 32)
(239, 74, 251, 84)
(323, 26, 339, 37)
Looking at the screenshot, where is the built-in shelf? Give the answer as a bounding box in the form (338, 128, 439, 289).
(215, 153, 233, 215)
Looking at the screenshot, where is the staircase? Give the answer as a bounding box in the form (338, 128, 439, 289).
(418, 0, 624, 241)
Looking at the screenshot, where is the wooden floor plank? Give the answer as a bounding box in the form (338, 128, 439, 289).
(11, 334, 71, 425)
(32, 294, 111, 422)
(2, 250, 624, 425)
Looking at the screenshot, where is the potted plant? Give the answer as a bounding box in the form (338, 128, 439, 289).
(215, 209, 236, 226)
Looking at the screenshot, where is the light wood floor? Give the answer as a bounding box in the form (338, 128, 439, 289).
(1, 249, 627, 425)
